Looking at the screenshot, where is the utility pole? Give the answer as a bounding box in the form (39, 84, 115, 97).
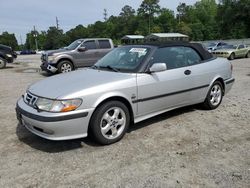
(103, 9, 108, 21)
(19, 35, 23, 45)
(56, 16, 59, 29)
(33, 26, 38, 51)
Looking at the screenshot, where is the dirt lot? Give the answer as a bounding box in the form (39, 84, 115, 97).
(0, 55, 249, 188)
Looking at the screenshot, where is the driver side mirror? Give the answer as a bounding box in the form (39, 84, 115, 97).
(149, 63, 167, 73)
(78, 47, 87, 52)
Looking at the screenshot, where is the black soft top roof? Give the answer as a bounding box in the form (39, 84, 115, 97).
(133, 41, 213, 60)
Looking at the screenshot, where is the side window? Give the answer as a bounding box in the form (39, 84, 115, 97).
(81, 41, 97, 50)
(184, 47, 202, 66)
(98, 40, 111, 49)
(238, 44, 244, 49)
(151, 47, 187, 70)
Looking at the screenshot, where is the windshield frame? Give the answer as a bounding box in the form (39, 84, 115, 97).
(66, 39, 84, 50)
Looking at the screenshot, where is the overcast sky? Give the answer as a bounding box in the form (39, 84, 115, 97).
(0, 0, 197, 44)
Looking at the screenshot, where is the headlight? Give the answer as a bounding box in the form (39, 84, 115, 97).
(48, 55, 55, 62)
(36, 98, 82, 112)
(6, 54, 12, 58)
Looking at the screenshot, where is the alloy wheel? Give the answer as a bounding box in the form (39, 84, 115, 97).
(100, 107, 126, 140)
(210, 84, 222, 106)
(61, 63, 72, 73)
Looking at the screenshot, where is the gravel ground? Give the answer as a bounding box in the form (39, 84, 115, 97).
(0, 55, 249, 188)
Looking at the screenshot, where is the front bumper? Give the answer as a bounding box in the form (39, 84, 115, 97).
(40, 62, 58, 73)
(16, 98, 95, 140)
(6, 56, 14, 63)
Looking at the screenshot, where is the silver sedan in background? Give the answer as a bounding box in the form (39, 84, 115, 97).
(16, 42, 234, 145)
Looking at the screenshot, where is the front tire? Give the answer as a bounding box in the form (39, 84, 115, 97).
(202, 81, 223, 110)
(89, 101, 130, 145)
(57, 60, 74, 73)
(228, 53, 235, 60)
(246, 51, 250, 58)
(0, 57, 7, 69)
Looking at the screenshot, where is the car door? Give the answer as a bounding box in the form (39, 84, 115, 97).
(237, 44, 247, 57)
(182, 47, 211, 104)
(136, 46, 195, 116)
(75, 40, 100, 67)
(97, 39, 112, 58)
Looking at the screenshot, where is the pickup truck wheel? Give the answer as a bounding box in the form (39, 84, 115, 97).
(202, 81, 223, 110)
(228, 53, 235, 60)
(0, 57, 7, 69)
(89, 101, 130, 145)
(57, 60, 73, 73)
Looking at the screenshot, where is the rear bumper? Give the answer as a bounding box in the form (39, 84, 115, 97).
(16, 98, 94, 140)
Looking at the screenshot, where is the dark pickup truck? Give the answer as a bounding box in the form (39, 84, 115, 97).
(0, 44, 17, 69)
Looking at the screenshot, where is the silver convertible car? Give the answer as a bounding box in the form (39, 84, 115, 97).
(16, 42, 235, 145)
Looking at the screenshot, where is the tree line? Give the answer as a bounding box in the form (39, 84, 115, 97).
(0, 0, 249, 50)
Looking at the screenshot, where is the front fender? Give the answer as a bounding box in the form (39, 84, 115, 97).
(93, 91, 133, 108)
(53, 54, 75, 65)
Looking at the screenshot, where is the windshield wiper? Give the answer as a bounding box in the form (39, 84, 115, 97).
(99, 65, 120, 72)
(91, 65, 99, 69)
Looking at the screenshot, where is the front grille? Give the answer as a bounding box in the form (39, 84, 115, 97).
(41, 53, 48, 62)
(24, 92, 38, 108)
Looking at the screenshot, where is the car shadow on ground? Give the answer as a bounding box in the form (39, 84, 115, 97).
(0, 66, 14, 69)
(15, 123, 101, 153)
(128, 105, 196, 133)
(16, 105, 197, 153)
(40, 71, 54, 77)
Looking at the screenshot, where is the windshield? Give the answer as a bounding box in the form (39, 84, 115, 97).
(206, 43, 216, 47)
(95, 46, 150, 72)
(66, 40, 83, 50)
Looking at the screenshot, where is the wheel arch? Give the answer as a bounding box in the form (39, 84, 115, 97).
(209, 76, 225, 95)
(57, 58, 75, 69)
(88, 95, 135, 134)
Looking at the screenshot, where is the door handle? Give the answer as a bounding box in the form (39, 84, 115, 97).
(184, 70, 191, 75)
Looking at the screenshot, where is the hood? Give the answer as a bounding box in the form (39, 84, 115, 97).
(44, 48, 68, 56)
(28, 69, 135, 99)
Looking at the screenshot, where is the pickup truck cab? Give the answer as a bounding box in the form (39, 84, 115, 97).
(41, 38, 114, 73)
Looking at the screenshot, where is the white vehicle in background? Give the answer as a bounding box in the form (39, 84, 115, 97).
(206, 42, 228, 53)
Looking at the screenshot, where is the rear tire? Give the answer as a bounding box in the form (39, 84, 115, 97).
(202, 81, 223, 110)
(228, 53, 235, 60)
(57, 60, 74, 73)
(0, 57, 7, 69)
(89, 101, 130, 145)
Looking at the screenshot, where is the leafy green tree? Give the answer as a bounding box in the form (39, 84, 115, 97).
(65, 25, 89, 43)
(138, 0, 161, 33)
(155, 8, 176, 32)
(0, 32, 18, 50)
(43, 27, 65, 50)
(120, 5, 135, 20)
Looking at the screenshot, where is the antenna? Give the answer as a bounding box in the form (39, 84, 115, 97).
(56, 16, 59, 29)
(103, 9, 108, 21)
(33, 26, 38, 51)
